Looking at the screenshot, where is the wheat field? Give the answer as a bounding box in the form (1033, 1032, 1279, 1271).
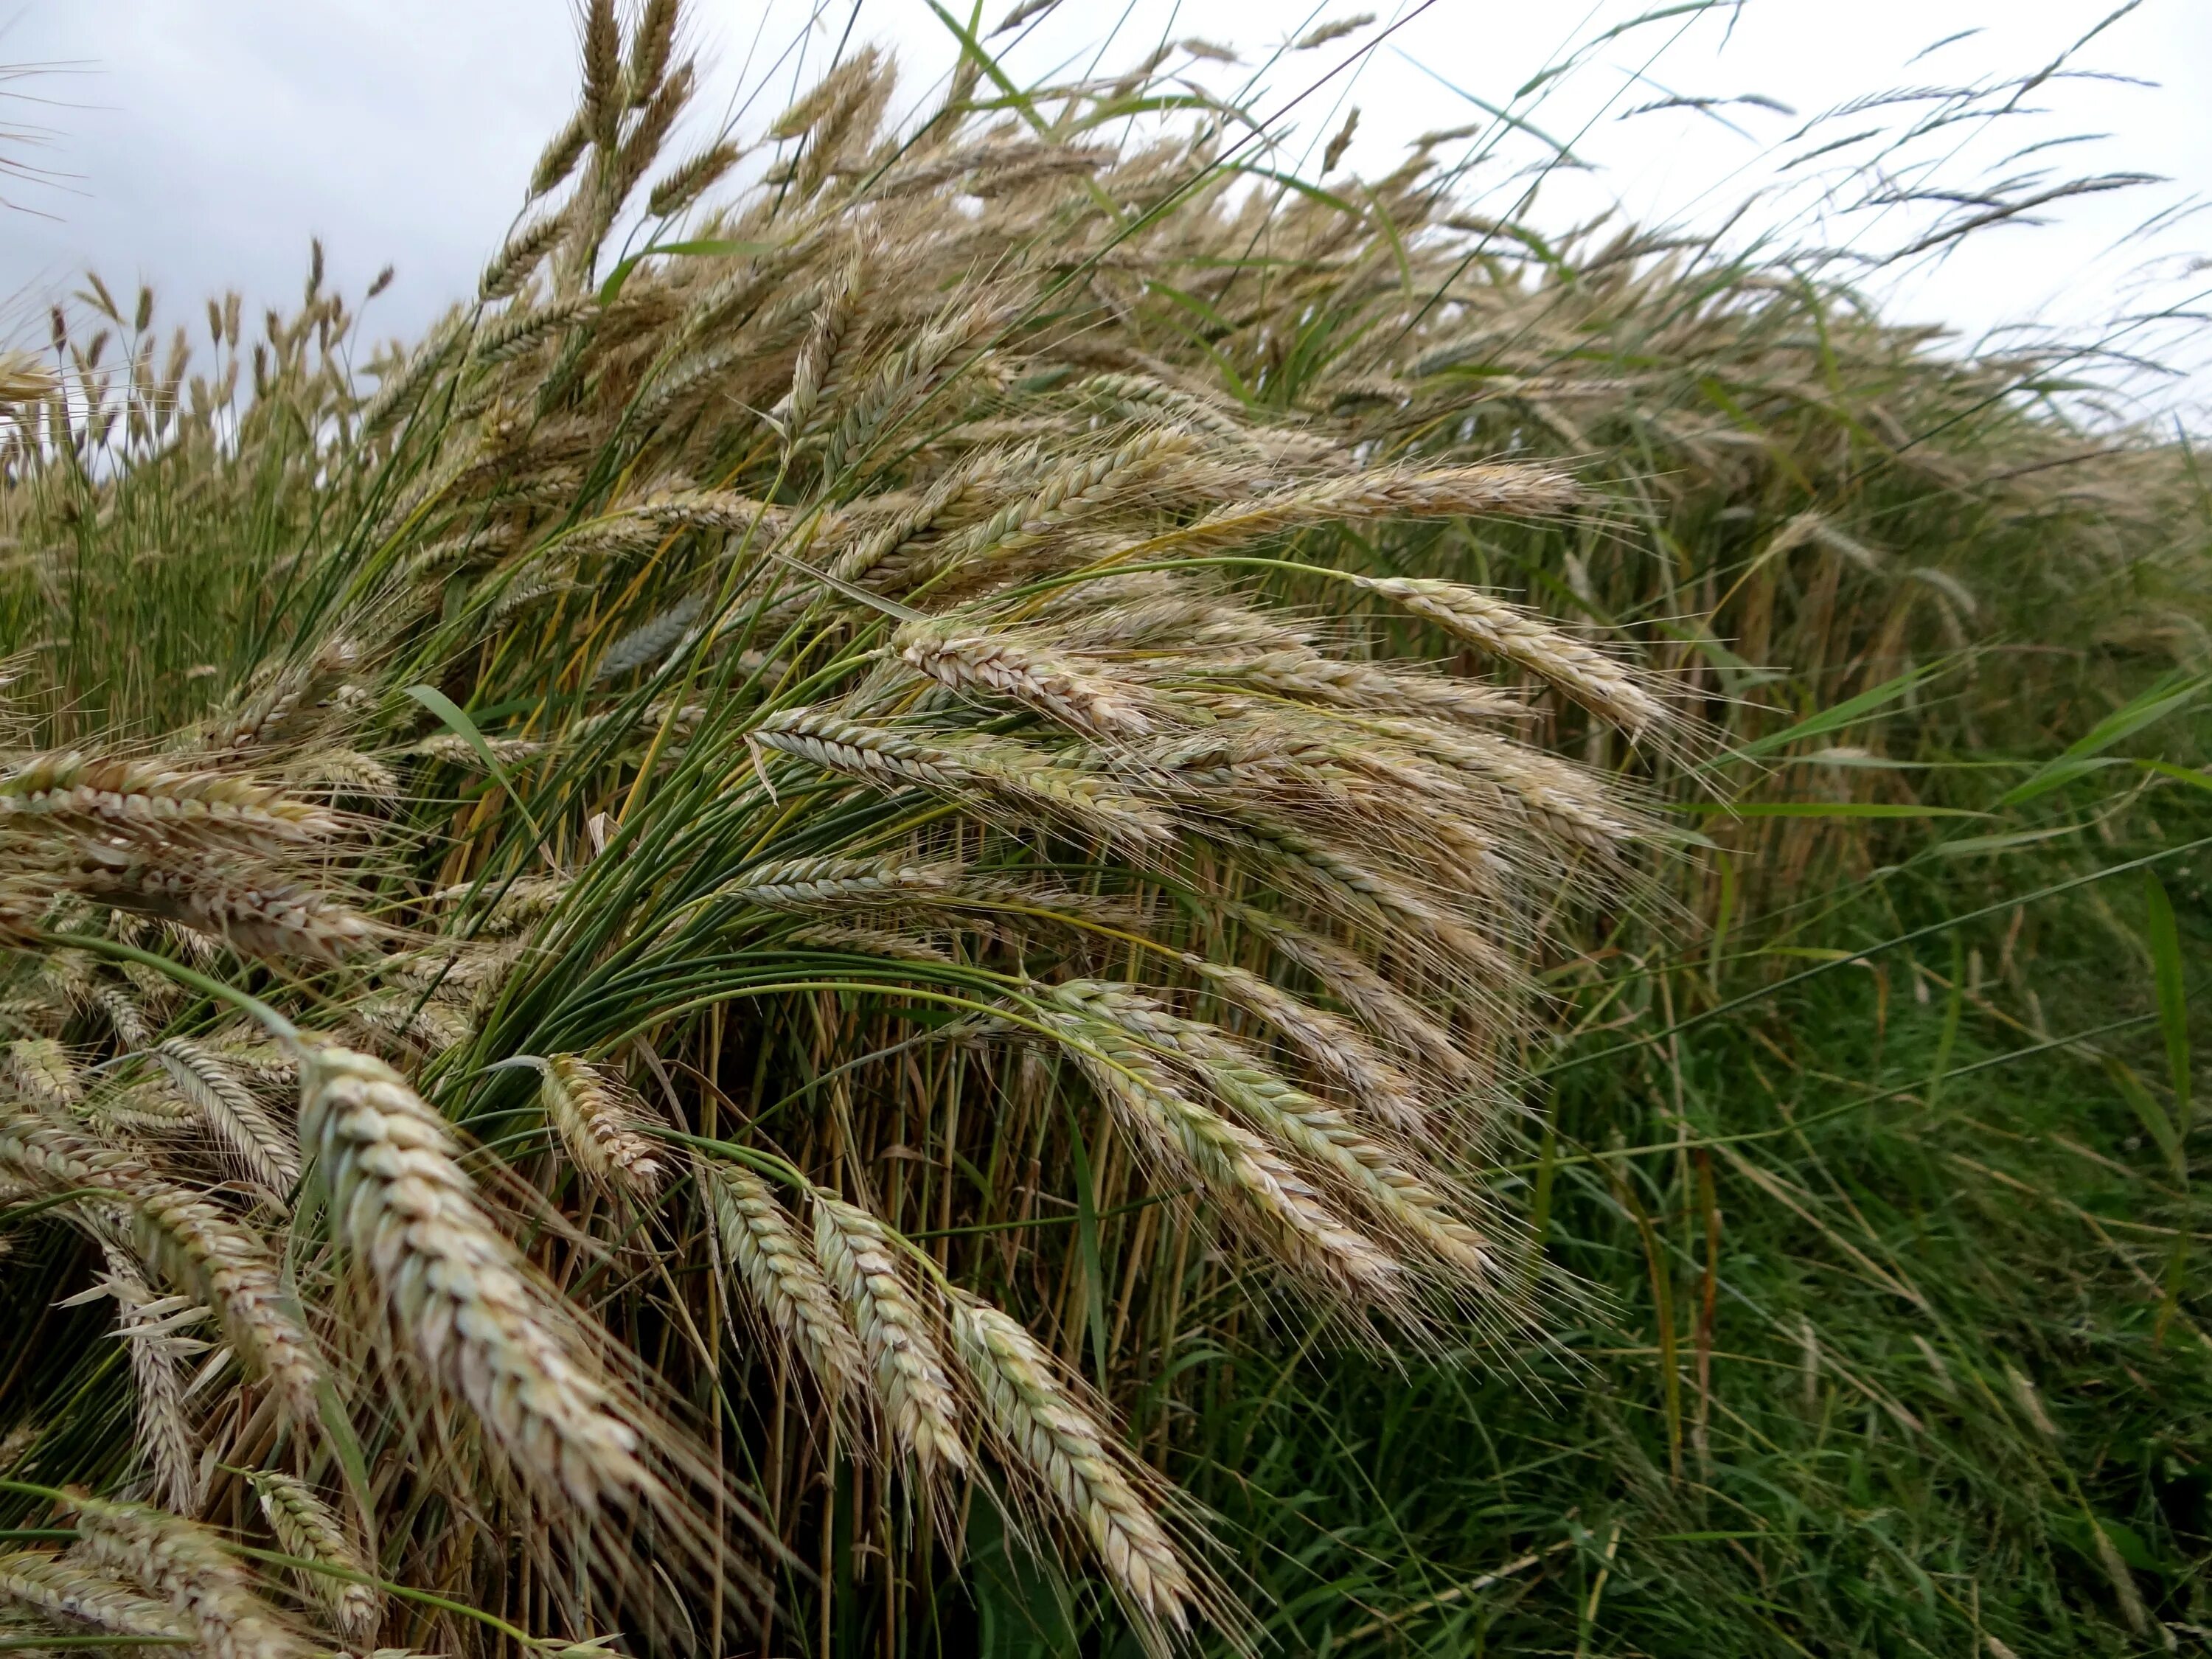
(0, 4, 2205, 1655)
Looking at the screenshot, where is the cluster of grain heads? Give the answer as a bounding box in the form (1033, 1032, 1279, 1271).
(0, 748, 379, 964)
(1349, 577, 1668, 736)
(894, 617, 1156, 738)
(0, 753, 344, 851)
(703, 1164, 1203, 1646)
(1037, 982, 1407, 1308)
(0, 1107, 322, 1420)
(705, 1164, 870, 1418)
(810, 1194, 970, 1481)
(63, 1491, 317, 1659)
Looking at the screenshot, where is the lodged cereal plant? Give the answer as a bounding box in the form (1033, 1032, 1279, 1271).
(0, 4, 2203, 1655)
(0, 6, 1682, 1653)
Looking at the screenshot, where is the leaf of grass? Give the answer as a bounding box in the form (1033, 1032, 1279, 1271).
(1930, 825, 2084, 857)
(1929, 934, 1964, 1110)
(924, 0, 1050, 137)
(2139, 757, 2212, 793)
(1674, 802, 1984, 819)
(406, 682, 547, 844)
(2001, 671, 2210, 806)
(2145, 872, 2191, 1126)
(597, 238, 778, 306)
(1063, 1105, 1110, 1393)
(1719, 658, 1955, 765)
(2105, 1057, 2180, 1175)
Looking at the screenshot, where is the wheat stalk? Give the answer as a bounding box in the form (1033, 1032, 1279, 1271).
(86, 1245, 203, 1514)
(0, 754, 343, 852)
(69, 846, 380, 964)
(1080, 984, 1497, 1284)
(0, 352, 57, 406)
(4, 1039, 81, 1111)
(754, 709, 1175, 848)
(1184, 957, 1428, 1132)
(1212, 649, 1527, 723)
(723, 855, 954, 908)
(894, 619, 1155, 737)
(1131, 465, 1582, 562)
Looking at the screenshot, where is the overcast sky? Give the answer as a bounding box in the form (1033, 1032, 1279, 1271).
(4, 1, 2210, 420)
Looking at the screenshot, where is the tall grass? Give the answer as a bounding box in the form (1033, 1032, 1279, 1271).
(0, 4, 2205, 1655)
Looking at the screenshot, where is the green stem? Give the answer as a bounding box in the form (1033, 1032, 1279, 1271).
(223, 1545, 546, 1649)
(0, 1638, 195, 1649)
(30, 933, 298, 1046)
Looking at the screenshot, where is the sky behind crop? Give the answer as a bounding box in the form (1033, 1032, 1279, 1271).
(4, 1, 2209, 420)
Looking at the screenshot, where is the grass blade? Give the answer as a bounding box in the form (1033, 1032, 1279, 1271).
(2001, 672, 2210, 806)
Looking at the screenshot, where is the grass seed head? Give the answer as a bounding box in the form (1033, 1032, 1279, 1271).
(245, 1470, 380, 1644)
(950, 1290, 1197, 1641)
(540, 1054, 666, 1200)
(707, 1165, 870, 1414)
(0, 1550, 191, 1640)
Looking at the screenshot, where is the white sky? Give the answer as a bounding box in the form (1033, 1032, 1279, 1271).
(4, 1, 2210, 420)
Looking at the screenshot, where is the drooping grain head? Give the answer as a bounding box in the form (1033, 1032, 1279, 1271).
(299, 1045, 653, 1510)
(541, 1054, 667, 1199)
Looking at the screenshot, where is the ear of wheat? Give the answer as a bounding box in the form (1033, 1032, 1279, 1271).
(298, 1045, 655, 1512)
(243, 1470, 381, 1644)
(63, 1492, 317, 1659)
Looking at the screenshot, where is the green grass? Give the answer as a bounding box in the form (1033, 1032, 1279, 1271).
(1195, 824, 2212, 1656)
(938, 797, 2212, 1655)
